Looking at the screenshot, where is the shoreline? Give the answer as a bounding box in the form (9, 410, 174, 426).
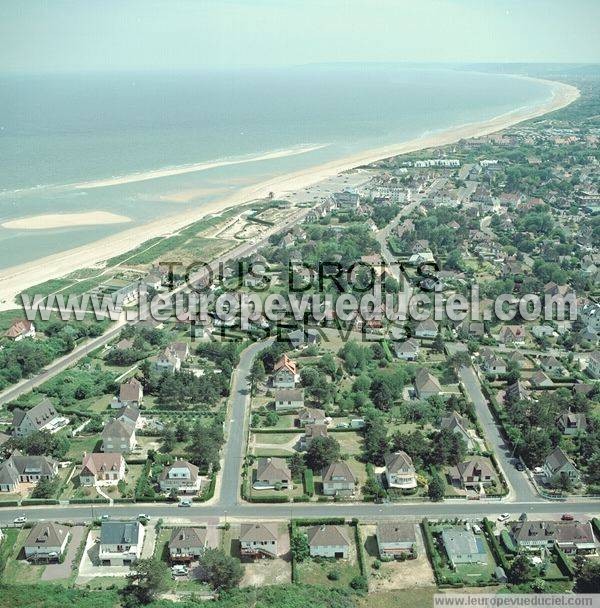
(0, 77, 580, 309)
(1, 211, 132, 231)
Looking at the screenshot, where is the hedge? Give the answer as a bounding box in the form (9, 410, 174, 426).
(69, 497, 110, 504)
(353, 521, 367, 578)
(500, 529, 517, 553)
(20, 499, 60, 506)
(289, 522, 299, 583)
(591, 518, 600, 538)
(0, 501, 19, 508)
(420, 519, 444, 584)
(553, 545, 575, 579)
(482, 518, 510, 572)
(293, 517, 345, 527)
(194, 472, 217, 502)
(303, 469, 314, 497)
(246, 494, 289, 503)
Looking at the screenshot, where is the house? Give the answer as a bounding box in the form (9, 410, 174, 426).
(159, 460, 201, 494)
(168, 527, 208, 562)
(322, 461, 357, 496)
(23, 522, 69, 562)
(307, 525, 350, 558)
(101, 418, 136, 453)
(170, 342, 190, 363)
(143, 271, 163, 291)
(449, 457, 497, 489)
(80, 452, 126, 486)
(0, 451, 57, 493)
(456, 321, 485, 339)
(441, 529, 488, 566)
(414, 319, 439, 338)
(411, 240, 430, 254)
(540, 356, 563, 375)
(114, 377, 143, 408)
(0, 432, 9, 447)
(573, 382, 595, 398)
(332, 190, 359, 210)
(480, 353, 507, 375)
(587, 351, 600, 378)
(376, 523, 417, 558)
(155, 347, 181, 373)
(4, 319, 35, 341)
(384, 451, 417, 489)
(99, 520, 145, 566)
(498, 325, 526, 345)
(116, 405, 143, 429)
(11, 399, 63, 438)
(414, 368, 442, 399)
(543, 447, 580, 484)
(393, 338, 420, 361)
(511, 520, 596, 555)
(531, 325, 556, 339)
(300, 424, 328, 450)
(298, 407, 326, 427)
(505, 381, 531, 403)
(254, 457, 292, 490)
(557, 413, 587, 436)
(272, 355, 297, 388)
(440, 411, 475, 451)
(274, 389, 304, 412)
(240, 522, 278, 558)
(287, 328, 320, 350)
(530, 370, 554, 388)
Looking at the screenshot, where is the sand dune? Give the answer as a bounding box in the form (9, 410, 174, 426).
(0, 78, 580, 309)
(2, 211, 132, 230)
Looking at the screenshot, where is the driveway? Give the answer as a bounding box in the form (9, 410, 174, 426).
(41, 525, 86, 581)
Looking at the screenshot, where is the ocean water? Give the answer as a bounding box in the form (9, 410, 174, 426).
(0, 66, 553, 268)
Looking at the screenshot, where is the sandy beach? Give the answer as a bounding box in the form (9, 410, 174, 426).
(2, 211, 132, 231)
(0, 78, 579, 309)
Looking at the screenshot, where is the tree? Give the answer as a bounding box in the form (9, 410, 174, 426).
(508, 554, 536, 584)
(31, 476, 59, 499)
(305, 436, 340, 471)
(175, 418, 188, 443)
(363, 412, 388, 465)
(549, 471, 573, 493)
(289, 453, 306, 481)
(428, 474, 445, 502)
(264, 411, 279, 427)
(248, 359, 266, 396)
(161, 427, 176, 453)
(291, 531, 310, 562)
(574, 560, 600, 593)
(200, 549, 244, 591)
(124, 558, 167, 605)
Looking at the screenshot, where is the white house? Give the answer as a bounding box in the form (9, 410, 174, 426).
(159, 460, 201, 494)
(11, 399, 64, 438)
(376, 523, 417, 558)
(168, 527, 208, 562)
(384, 451, 417, 489)
(239, 522, 279, 558)
(101, 418, 136, 453)
(4, 319, 36, 341)
(274, 389, 304, 412)
(321, 461, 357, 496)
(272, 355, 297, 388)
(23, 522, 69, 562)
(307, 525, 350, 559)
(99, 520, 145, 566)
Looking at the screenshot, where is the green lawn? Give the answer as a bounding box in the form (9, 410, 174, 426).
(1, 529, 46, 583)
(252, 432, 301, 445)
(296, 556, 360, 588)
(66, 435, 102, 460)
(359, 588, 437, 608)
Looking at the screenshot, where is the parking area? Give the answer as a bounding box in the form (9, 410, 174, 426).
(41, 525, 86, 581)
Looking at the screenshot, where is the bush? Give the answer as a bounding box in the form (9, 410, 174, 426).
(303, 468, 315, 497)
(328, 569, 340, 581)
(350, 575, 368, 591)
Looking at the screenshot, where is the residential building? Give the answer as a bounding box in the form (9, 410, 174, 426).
(557, 413, 587, 436)
(449, 457, 497, 489)
(441, 529, 488, 566)
(480, 353, 507, 375)
(376, 523, 417, 558)
(287, 328, 320, 349)
(11, 399, 63, 438)
(79, 452, 126, 486)
(0, 451, 57, 493)
(440, 411, 475, 451)
(414, 319, 439, 338)
(170, 341, 190, 363)
(114, 377, 143, 408)
(543, 447, 580, 484)
(159, 460, 201, 494)
(272, 355, 297, 388)
(511, 520, 596, 555)
(322, 461, 357, 496)
(298, 407, 327, 427)
(274, 389, 304, 412)
(168, 527, 208, 562)
(240, 522, 278, 558)
(414, 368, 442, 399)
(23, 522, 69, 562)
(588, 351, 600, 378)
(101, 418, 136, 453)
(307, 525, 350, 558)
(300, 423, 328, 450)
(116, 405, 142, 429)
(155, 347, 181, 373)
(540, 356, 563, 375)
(4, 319, 36, 341)
(505, 381, 531, 403)
(332, 190, 359, 210)
(99, 520, 145, 566)
(393, 338, 420, 361)
(384, 451, 417, 489)
(254, 458, 292, 490)
(530, 370, 554, 388)
(498, 325, 526, 345)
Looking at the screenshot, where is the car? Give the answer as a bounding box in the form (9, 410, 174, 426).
(137, 513, 148, 520)
(101, 514, 110, 520)
(13, 516, 27, 525)
(515, 462, 525, 471)
(171, 565, 189, 577)
(497, 513, 510, 522)
(561, 513, 574, 521)
(178, 499, 192, 507)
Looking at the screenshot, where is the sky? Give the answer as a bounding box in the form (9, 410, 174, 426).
(1, 0, 599, 73)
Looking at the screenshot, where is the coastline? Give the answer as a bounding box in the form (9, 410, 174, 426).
(1, 211, 132, 231)
(0, 77, 580, 309)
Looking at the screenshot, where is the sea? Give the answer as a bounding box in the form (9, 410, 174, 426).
(0, 66, 554, 269)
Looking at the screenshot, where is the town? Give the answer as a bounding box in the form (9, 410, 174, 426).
(1, 68, 600, 608)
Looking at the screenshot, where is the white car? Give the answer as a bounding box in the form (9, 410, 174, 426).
(497, 513, 510, 522)
(13, 516, 27, 524)
(137, 513, 148, 520)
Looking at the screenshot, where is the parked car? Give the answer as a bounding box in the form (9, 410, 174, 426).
(515, 461, 525, 471)
(172, 565, 189, 577)
(561, 513, 574, 521)
(497, 513, 510, 522)
(178, 499, 192, 507)
(101, 514, 110, 520)
(13, 516, 27, 525)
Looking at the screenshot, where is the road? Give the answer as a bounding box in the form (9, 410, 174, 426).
(458, 365, 537, 502)
(219, 339, 273, 507)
